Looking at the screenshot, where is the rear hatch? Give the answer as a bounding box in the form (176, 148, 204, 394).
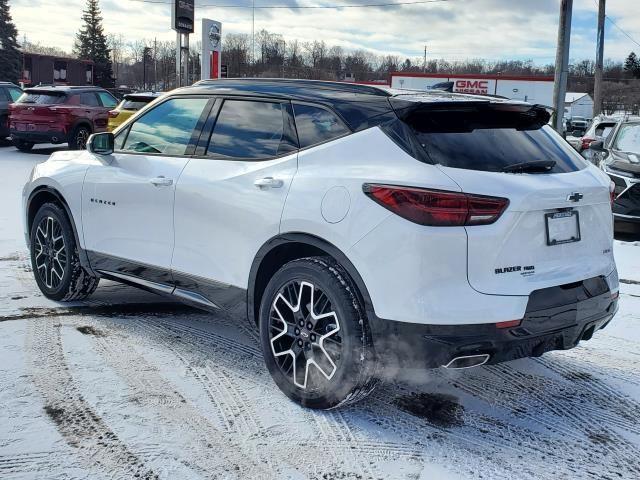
(397, 99, 615, 296)
(10, 90, 67, 132)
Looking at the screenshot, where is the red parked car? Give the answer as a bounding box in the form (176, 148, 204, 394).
(9, 86, 118, 151)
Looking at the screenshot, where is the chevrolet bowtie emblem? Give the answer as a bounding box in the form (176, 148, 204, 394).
(567, 192, 584, 202)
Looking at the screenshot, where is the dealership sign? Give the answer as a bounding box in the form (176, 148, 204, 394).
(172, 0, 195, 33)
(201, 19, 222, 80)
(452, 79, 495, 95)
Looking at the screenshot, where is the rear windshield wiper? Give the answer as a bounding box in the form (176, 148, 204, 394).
(502, 160, 556, 173)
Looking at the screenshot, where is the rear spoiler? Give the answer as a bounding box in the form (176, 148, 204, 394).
(390, 98, 552, 129)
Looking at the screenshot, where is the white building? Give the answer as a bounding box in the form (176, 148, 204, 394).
(564, 92, 594, 120)
(390, 73, 555, 106)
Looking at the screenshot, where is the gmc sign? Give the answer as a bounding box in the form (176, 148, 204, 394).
(454, 80, 489, 95)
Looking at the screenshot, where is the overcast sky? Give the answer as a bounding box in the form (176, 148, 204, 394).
(9, 0, 640, 64)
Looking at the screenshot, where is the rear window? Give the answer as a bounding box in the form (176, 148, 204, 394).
(613, 124, 640, 153)
(17, 92, 66, 105)
(406, 107, 586, 173)
(121, 97, 154, 111)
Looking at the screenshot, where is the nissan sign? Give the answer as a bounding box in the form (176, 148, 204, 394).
(172, 0, 195, 33)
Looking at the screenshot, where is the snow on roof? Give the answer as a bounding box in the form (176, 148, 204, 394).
(565, 92, 591, 103)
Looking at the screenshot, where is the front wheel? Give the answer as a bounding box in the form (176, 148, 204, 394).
(259, 257, 378, 409)
(30, 203, 99, 301)
(68, 125, 91, 150)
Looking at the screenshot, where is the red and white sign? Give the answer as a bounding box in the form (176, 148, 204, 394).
(453, 79, 492, 95)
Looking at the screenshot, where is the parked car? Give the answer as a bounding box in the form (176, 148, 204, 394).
(23, 79, 618, 409)
(9, 86, 118, 151)
(0, 82, 23, 140)
(590, 118, 640, 229)
(566, 115, 589, 133)
(107, 92, 163, 131)
(580, 115, 619, 161)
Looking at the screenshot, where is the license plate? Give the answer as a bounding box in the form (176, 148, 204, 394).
(545, 210, 581, 246)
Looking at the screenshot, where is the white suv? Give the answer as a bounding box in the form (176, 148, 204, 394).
(23, 80, 619, 409)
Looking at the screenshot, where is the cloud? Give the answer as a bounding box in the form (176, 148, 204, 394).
(9, 0, 640, 65)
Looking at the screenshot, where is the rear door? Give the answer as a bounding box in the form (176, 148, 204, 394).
(407, 105, 615, 296)
(82, 96, 211, 280)
(171, 97, 298, 305)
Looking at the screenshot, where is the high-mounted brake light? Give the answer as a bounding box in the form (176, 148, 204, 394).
(363, 184, 509, 227)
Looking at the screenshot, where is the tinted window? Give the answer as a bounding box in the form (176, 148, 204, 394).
(98, 91, 117, 108)
(7, 88, 22, 102)
(121, 97, 208, 155)
(293, 103, 350, 148)
(80, 93, 100, 107)
(16, 92, 66, 105)
(207, 100, 290, 159)
(408, 109, 585, 173)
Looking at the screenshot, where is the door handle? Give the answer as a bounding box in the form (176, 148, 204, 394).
(254, 177, 284, 189)
(149, 176, 174, 187)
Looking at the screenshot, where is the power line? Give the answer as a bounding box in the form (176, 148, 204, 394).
(590, 0, 640, 49)
(127, 0, 450, 8)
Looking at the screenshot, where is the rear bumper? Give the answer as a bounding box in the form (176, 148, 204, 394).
(372, 275, 618, 369)
(11, 130, 67, 144)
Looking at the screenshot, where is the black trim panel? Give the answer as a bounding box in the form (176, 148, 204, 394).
(87, 250, 173, 286)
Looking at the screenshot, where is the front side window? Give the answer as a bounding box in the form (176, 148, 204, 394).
(293, 103, 350, 148)
(8, 88, 22, 102)
(97, 91, 117, 108)
(120, 97, 209, 155)
(207, 100, 290, 159)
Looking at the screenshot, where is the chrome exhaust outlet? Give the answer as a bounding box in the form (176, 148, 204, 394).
(444, 354, 490, 369)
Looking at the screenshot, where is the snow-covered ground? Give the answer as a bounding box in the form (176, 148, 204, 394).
(1, 143, 639, 480)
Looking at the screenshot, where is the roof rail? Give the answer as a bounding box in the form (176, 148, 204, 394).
(193, 78, 391, 97)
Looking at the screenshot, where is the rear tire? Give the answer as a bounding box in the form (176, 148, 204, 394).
(30, 203, 99, 301)
(68, 125, 91, 150)
(14, 139, 34, 152)
(259, 256, 378, 409)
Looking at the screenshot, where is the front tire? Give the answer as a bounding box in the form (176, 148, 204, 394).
(30, 203, 99, 301)
(259, 257, 378, 409)
(68, 125, 91, 150)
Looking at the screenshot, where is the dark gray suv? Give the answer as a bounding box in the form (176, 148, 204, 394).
(0, 82, 23, 140)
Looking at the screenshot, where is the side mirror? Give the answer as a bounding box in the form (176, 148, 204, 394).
(589, 140, 605, 152)
(87, 132, 114, 155)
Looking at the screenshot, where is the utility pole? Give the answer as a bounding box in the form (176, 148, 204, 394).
(552, 0, 573, 133)
(423, 45, 427, 73)
(593, 0, 606, 117)
(154, 38, 157, 92)
(252, 0, 255, 69)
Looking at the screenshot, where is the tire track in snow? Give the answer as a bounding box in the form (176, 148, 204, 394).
(24, 319, 157, 479)
(88, 321, 274, 479)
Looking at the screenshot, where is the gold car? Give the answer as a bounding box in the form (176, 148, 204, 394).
(108, 92, 162, 131)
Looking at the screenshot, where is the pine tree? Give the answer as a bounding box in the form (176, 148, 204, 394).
(74, 0, 113, 87)
(624, 52, 640, 79)
(0, 0, 21, 83)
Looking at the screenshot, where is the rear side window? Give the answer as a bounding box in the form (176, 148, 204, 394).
(206, 100, 293, 159)
(407, 109, 585, 173)
(595, 122, 615, 137)
(293, 103, 350, 148)
(120, 97, 209, 155)
(16, 92, 66, 105)
(80, 93, 100, 107)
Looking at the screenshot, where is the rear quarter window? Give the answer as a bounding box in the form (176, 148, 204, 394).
(292, 103, 350, 148)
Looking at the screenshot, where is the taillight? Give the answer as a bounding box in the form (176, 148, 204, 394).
(581, 137, 595, 150)
(108, 110, 119, 118)
(363, 184, 509, 227)
(609, 180, 616, 206)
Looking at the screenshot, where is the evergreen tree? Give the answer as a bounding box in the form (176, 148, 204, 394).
(74, 0, 113, 87)
(624, 52, 640, 78)
(0, 0, 21, 83)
